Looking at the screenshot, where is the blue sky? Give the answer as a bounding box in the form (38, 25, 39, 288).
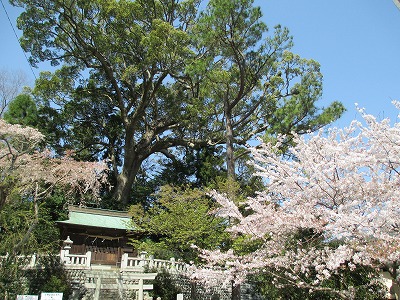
(1, 0, 400, 129)
(259, 0, 400, 128)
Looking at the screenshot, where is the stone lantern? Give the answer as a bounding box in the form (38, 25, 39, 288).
(63, 236, 73, 250)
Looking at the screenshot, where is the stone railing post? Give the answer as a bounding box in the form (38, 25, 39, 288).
(29, 253, 37, 268)
(86, 251, 91, 267)
(170, 257, 175, 270)
(139, 251, 147, 267)
(149, 255, 154, 269)
(121, 253, 128, 269)
(60, 249, 70, 264)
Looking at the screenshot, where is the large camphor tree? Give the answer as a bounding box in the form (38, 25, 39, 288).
(192, 0, 344, 180)
(11, 0, 344, 206)
(197, 104, 400, 299)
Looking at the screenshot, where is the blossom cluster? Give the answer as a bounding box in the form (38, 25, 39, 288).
(197, 103, 400, 297)
(0, 119, 108, 203)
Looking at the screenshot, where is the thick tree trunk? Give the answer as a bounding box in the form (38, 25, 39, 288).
(113, 129, 145, 207)
(231, 281, 241, 300)
(114, 156, 142, 207)
(0, 188, 6, 210)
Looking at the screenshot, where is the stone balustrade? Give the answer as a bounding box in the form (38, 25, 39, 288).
(2, 250, 187, 274)
(0, 253, 38, 269)
(60, 249, 91, 268)
(120, 252, 187, 273)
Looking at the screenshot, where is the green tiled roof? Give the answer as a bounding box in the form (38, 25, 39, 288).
(57, 206, 134, 230)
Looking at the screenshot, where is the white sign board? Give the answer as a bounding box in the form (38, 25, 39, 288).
(40, 293, 63, 300)
(16, 296, 39, 300)
(176, 294, 184, 300)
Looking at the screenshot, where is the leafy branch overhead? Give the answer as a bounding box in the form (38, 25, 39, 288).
(10, 0, 344, 205)
(129, 185, 230, 262)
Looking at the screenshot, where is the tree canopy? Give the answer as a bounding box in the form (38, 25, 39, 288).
(3, 93, 38, 126)
(129, 185, 230, 262)
(10, 0, 345, 206)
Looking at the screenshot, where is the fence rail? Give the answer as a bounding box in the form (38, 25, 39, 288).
(60, 249, 91, 268)
(120, 253, 187, 273)
(2, 251, 187, 273)
(0, 254, 38, 269)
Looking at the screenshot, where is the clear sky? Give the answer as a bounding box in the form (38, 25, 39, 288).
(1, 0, 400, 129)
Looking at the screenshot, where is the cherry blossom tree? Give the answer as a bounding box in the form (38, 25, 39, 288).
(196, 102, 400, 299)
(0, 119, 108, 253)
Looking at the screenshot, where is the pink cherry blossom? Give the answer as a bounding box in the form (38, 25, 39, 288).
(0, 119, 108, 204)
(1, 119, 108, 253)
(196, 102, 400, 299)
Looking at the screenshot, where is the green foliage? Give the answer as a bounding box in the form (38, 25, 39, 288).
(250, 265, 385, 300)
(207, 177, 247, 205)
(150, 268, 183, 300)
(0, 174, 18, 209)
(0, 199, 40, 255)
(129, 185, 230, 262)
(0, 193, 69, 298)
(0, 255, 72, 300)
(25, 255, 72, 299)
(0, 255, 27, 299)
(0, 192, 65, 255)
(231, 234, 265, 256)
(152, 146, 226, 188)
(3, 93, 38, 127)
(193, 0, 345, 178)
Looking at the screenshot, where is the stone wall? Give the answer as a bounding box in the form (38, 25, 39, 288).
(65, 269, 263, 300)
(151, 272, 263, 300)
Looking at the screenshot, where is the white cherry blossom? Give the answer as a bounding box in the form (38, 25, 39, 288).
(198, 103, 400, 298)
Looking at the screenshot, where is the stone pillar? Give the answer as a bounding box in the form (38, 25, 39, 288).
(138, 278, 144, 300)
(139, 251, 147, 268)
(86, 251, 92, 268)
(94, 276, 101, 300)
(60, 249, 70, 264)
(149, 255, 154, 269)
(29, 253, 37, 268)
(121, 253, 128, 269)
